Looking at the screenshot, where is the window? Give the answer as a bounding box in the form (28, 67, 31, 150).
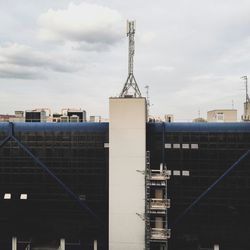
(173, 144, 180, 149)
(4, 193, 11, 199)
(191, 144, 199, 149)
(165, 143, 172, 149)
(182, 170, 190, 176)
(173, 170, 181, 176)
(182, 144, 189, 149)
(79, 194, 86, 201)
(166, 170, 171, 176)
(216, 112, 224, 122)
(20, 194, 28, 200)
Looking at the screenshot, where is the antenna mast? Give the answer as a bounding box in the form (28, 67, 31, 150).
(120, 20, 141, 97)
(241, 76, 250, 120)
(145, 85, 150, 113)
(242, 76, 249, 103)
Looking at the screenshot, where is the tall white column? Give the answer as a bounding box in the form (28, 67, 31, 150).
(109, 97, 146, 250)
(60, 238, 65, 250)
(94, 240, 98, 250)
(12, 237, 17, 250)
(214, 244, 219, 250)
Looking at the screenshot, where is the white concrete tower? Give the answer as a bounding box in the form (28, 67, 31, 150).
(109, 97, 146, 250)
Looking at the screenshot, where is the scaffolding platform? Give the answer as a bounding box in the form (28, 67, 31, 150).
(150, 228, 171, 241)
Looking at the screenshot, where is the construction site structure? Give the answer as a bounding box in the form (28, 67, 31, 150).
(145, 151, 171, 250)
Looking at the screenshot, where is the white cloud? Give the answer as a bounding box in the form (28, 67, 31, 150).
(0, 43, 82, 79)
(0, 63, 42, 79)
(38, 2, 123, 50)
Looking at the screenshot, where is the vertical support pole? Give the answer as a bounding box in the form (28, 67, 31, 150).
(160, 163, 163, 172)
(214, 244, 219, 250)
(94, 240, 98, 250)
(60, 238, 65, 250)
(162, 122, 168, 250)
(12, 237, 17, 250)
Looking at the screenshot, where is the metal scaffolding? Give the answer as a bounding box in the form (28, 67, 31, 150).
(145, 151, 171, 250)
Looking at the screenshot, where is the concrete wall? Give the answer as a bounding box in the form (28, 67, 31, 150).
(207, 109, 237, 122)
(109, 97, 146, 250)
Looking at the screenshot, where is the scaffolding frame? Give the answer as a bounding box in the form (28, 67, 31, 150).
(145, 151, 171, 250)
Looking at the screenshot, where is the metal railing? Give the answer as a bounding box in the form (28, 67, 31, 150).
(150, 228, 171, 240)
(149, 198, 170, 210)
(148, 169, 170, 180)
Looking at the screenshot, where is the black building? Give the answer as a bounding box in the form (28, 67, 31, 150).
(147, 122, 250, 250)
(0, 122, 108, 249)
(25, 111, 46, 123)
(67, 111, 87, 122)
(0, 122, 250, 249)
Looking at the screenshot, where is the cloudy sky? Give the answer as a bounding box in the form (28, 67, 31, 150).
(0, 0, 250, 121)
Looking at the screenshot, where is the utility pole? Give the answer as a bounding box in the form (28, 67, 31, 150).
(120, 20, 141, 97)
(145, 85, 150, 113)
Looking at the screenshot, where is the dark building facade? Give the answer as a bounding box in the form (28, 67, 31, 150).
(25, 111, 45, 122)
(0, 123, 109, 250)
(67, 111, 87, 122)
(147, 123, 250, 250)
(0, 122, 250, 249)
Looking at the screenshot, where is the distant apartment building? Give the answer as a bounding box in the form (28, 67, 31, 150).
(193, 117, 207, 123)
(89, 116, 101, 122)
(207, 109, 237, 122)
(0, 109, 88, 123)
(52, 109, 87, 123)
(164, 114, 174, 123)
(25, 110, 47, 122)
(62, 109, 87, 122)
(70, 115, 80, 123)
(0, 111, 25, 123)
(52, 113, 62, 123)
(0, 115, 16, 122)
(10, 111, 25, 122)
(14, 111, 24, 118)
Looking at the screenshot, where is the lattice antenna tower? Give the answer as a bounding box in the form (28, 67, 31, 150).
(241, 76, 250, 103)
(120, 20, 142, 97)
